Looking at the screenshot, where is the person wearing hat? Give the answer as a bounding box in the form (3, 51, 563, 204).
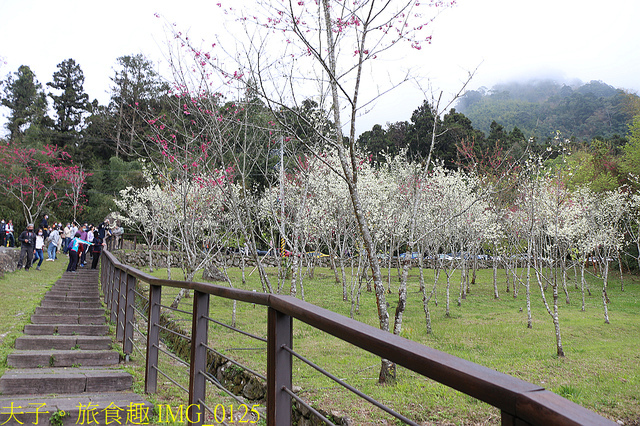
(17, 223, 36, 270)
(39, 214, 49, 230)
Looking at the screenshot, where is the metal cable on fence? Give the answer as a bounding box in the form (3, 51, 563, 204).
(282, 386, 336, 426)
(133, 288, 147, 299)
(203, 314, 267, 343)
(154, 323, 192, 341)
(201, 371, 249, 406)
(128, 321, 147, 339)
(154, 344, 190, 368)
(282, 345, 420, 426)
(159, 304, 193, 316)
(152, 365, 189, 395)
(202, 342, 266, 381)
(128, 338, 143, 356)
(132, 304, 146, 318)
(197, 398, 231, 426)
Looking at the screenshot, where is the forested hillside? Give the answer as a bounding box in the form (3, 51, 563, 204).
(456, 79, 632, 142)
(2, 55, 639, 234)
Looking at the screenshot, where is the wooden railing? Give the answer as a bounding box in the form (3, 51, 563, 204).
(100, 250, 614, 426)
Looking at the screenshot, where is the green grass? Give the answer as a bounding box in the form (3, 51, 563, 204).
(9, 258, 635, 424)
(133, 264, 640, 425)
(0, 256, 66, 376)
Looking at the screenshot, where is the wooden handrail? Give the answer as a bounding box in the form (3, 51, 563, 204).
(100, 250, 614, 426)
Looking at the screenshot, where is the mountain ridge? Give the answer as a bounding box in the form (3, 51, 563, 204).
(456, 79, 635, 142)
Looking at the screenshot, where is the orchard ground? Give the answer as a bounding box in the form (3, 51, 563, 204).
(1, 259, 638, 424)
(142, 261, 640, 425)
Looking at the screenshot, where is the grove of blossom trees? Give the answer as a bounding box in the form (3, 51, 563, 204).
(115, 133, 636, 360)
(111, 0, 640, 384)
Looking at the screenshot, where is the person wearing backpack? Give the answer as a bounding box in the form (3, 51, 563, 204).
(47, 226, 61, 261)
(90, 230, 106, 269)
(62, 223, 72, 254)
(66, 232, 93, 272)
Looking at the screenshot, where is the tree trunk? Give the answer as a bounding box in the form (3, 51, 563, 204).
(617, 250, 624, 292)
(580, 260, 586, 312)
(445, 270, 452, 318)
(602, 258, 610, 324)
(505, 260, 510, 293)
(534, 254, 564, 357)
(340, 257, 348, 301)
(166, 235, 172, 280)
(552, 282, 564, 357)
(493, 258, 499, 299)
(526, 239, 532, 328)
(393, 260, 409, 335)
(561, 256, 570, 304)
(290, 231, 301, 297)
(512, 261, 518, 299)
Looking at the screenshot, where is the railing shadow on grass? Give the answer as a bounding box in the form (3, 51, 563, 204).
(100, 249, 614, 426)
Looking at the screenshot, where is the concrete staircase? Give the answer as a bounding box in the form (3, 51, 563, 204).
(0, 269, 152, 425)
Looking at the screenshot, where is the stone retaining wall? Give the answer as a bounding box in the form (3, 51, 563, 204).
(0, 248, 20, 278)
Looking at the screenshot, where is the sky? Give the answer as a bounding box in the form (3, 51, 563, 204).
(1, 0, 639, 137)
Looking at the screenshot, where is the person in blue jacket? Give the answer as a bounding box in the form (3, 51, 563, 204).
(66, 232, 93, 272)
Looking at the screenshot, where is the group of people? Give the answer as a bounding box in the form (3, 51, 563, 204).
(0, 219, 15, 247)
(14, 216, 116, 273)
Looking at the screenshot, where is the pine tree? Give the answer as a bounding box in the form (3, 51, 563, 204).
(109, 54, 165, 159)
(47, 58, 89, 135)
(1, 65, 49, 142)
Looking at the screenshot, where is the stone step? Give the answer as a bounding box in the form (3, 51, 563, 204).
(7, 350, 120, 368)
(0, 368, 132, 395)
(0, 268, 151, 425)
(30, 314, 105, 325)
(0, 392, 152, 426)
(15, 335, 112, 350)
(47, 288, 100, 294)
(40, 300, 102, 309)
(24, 324, 109, 336)
(43, 295, 100, 302)
(35, 307, 104, 316)
(45, 291, 100, 298)
(51, 282, 99, 287)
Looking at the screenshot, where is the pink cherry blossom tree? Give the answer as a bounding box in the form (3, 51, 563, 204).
(0, 144, 88, 225)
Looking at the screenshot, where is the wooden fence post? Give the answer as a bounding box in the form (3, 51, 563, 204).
(145, 284, 161, 393)
(116, 269, 126, 342)
(188, 290, 210, 426)
(123, 273, 136, 357)
(110, 268, 120, 324)
(267, 307, 292, 426)
(104, 259, 113, 313)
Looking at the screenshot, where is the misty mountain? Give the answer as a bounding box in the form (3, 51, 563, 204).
(456, 79, 632, 142)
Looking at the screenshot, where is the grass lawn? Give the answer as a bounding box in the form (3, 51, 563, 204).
(4, 255, 636, 424)
(0, 257, 67, 376)
(131, 262, 640, 425)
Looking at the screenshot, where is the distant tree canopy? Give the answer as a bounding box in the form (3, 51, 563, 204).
(2, 56, 639, 232)
(1, 65, 50, 143)
(457, 79, 635, 143)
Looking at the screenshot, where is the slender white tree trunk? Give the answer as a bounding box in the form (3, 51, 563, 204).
(580, 260, 586, 312)
(602, 258, 610, 324)
(493, 258, 499, 299)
